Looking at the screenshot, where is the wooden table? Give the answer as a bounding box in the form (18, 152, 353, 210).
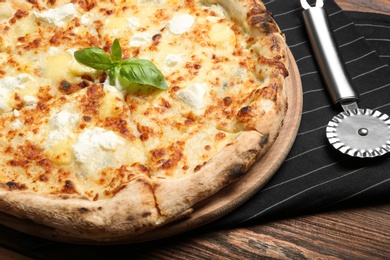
(337, 0, 390, 14)
(1, 1, 389, 259)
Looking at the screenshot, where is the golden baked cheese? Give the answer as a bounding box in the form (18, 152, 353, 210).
(0, 0, 289, 241)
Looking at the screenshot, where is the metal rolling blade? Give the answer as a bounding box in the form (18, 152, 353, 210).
(326, 108, 390, 158)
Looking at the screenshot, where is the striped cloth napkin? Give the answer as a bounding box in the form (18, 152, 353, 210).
(212, 0, 390, 227)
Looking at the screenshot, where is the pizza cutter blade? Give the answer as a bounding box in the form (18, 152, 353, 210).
(301, 0, 390, 158)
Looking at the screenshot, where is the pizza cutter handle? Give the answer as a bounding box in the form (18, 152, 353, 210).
(302, 6, 359, 105)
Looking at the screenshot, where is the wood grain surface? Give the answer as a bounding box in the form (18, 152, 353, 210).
(1, 0, 389, 259)
(336, 0, 390, 14)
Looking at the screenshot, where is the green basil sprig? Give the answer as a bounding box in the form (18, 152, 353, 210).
(74, 39, 168, 90)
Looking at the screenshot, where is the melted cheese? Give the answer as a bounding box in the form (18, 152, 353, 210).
(44, 52, 73, 81)
(44, 138, 75, 165)
(209, 23, 236, 55)
(0, 2, 13, 22)
(99, 91, 124, 119)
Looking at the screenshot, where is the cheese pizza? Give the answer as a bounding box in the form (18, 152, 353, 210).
(0, 0, 289, 241)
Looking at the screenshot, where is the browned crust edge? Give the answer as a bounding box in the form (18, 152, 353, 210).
(153, 130, 270, 217)
(0, 176, 164, 240)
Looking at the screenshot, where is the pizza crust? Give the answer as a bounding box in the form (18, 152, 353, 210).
(0, 176, 166, 240)
(153, 130, 268, 217)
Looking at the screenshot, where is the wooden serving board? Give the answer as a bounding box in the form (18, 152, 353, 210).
(0, 51, 302, 244)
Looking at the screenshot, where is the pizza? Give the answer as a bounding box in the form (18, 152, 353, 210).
(0, 0, 289, 241)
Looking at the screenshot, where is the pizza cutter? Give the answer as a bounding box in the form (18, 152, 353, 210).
(300, 0, 390, 158)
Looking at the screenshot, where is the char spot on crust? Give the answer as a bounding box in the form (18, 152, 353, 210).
(250, 14, 273, 28)
(247, 5, 266, 17)
(258, 57, 288, 78)
(6, 181, 17, 190)
(61, 180, 78, 194)
(227, 164, 246, 180)
(275, 61, 289, 78)
(79, 207, 89, 213)
(142, 212, 152, 218)
(39, 174, 49, 182)
(59, 80, 71, 91)
(260, 22, 271, 35)
(223, 97, 232, 106)
(83, 115, 92, 122)
(136, 178, 150, 186)
(237, 106, 252, 117)
(260, 134, 269, 147)
(5, 181, 26, 190)
(59, 195, 70, 200)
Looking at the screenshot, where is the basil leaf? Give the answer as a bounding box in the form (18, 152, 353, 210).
(74, 39, 169, 91)
(74, 47, 113, 70)
(109, 66, 120, 86)
(120, 59, 168, 90)
(110, 38, 122, 64)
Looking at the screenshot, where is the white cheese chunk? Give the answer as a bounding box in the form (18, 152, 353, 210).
(73, 127, 123, 175)
(46, 130, 73, 149)
(0, 89, 9, 111)
(23, 95, 38, 106)
(177, 83, 207, 109)
(11, 119, 23, 130)
(51, 110, 79, 129)
(127, 17, 140, 30)
(164, 53, 183, 67)
(168, 14, 194, 35)
(45, 110, 80, 149)
(0, 74, 31, 113)
(33, 3, 77, 27)
(48, 47, 60, 55)
(129, 33, 152, 47)
(0, 74, 30, 90)
(10, 119, 23, 130)
(13, 109, 20, 117)
(0, 100, 8, 112)
(80, 13, 93, 25)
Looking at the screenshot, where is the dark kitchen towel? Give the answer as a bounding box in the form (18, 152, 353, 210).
(211, 0, 390, 228)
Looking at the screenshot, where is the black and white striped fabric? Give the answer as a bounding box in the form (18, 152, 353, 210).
(211, 0, 390, 228)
